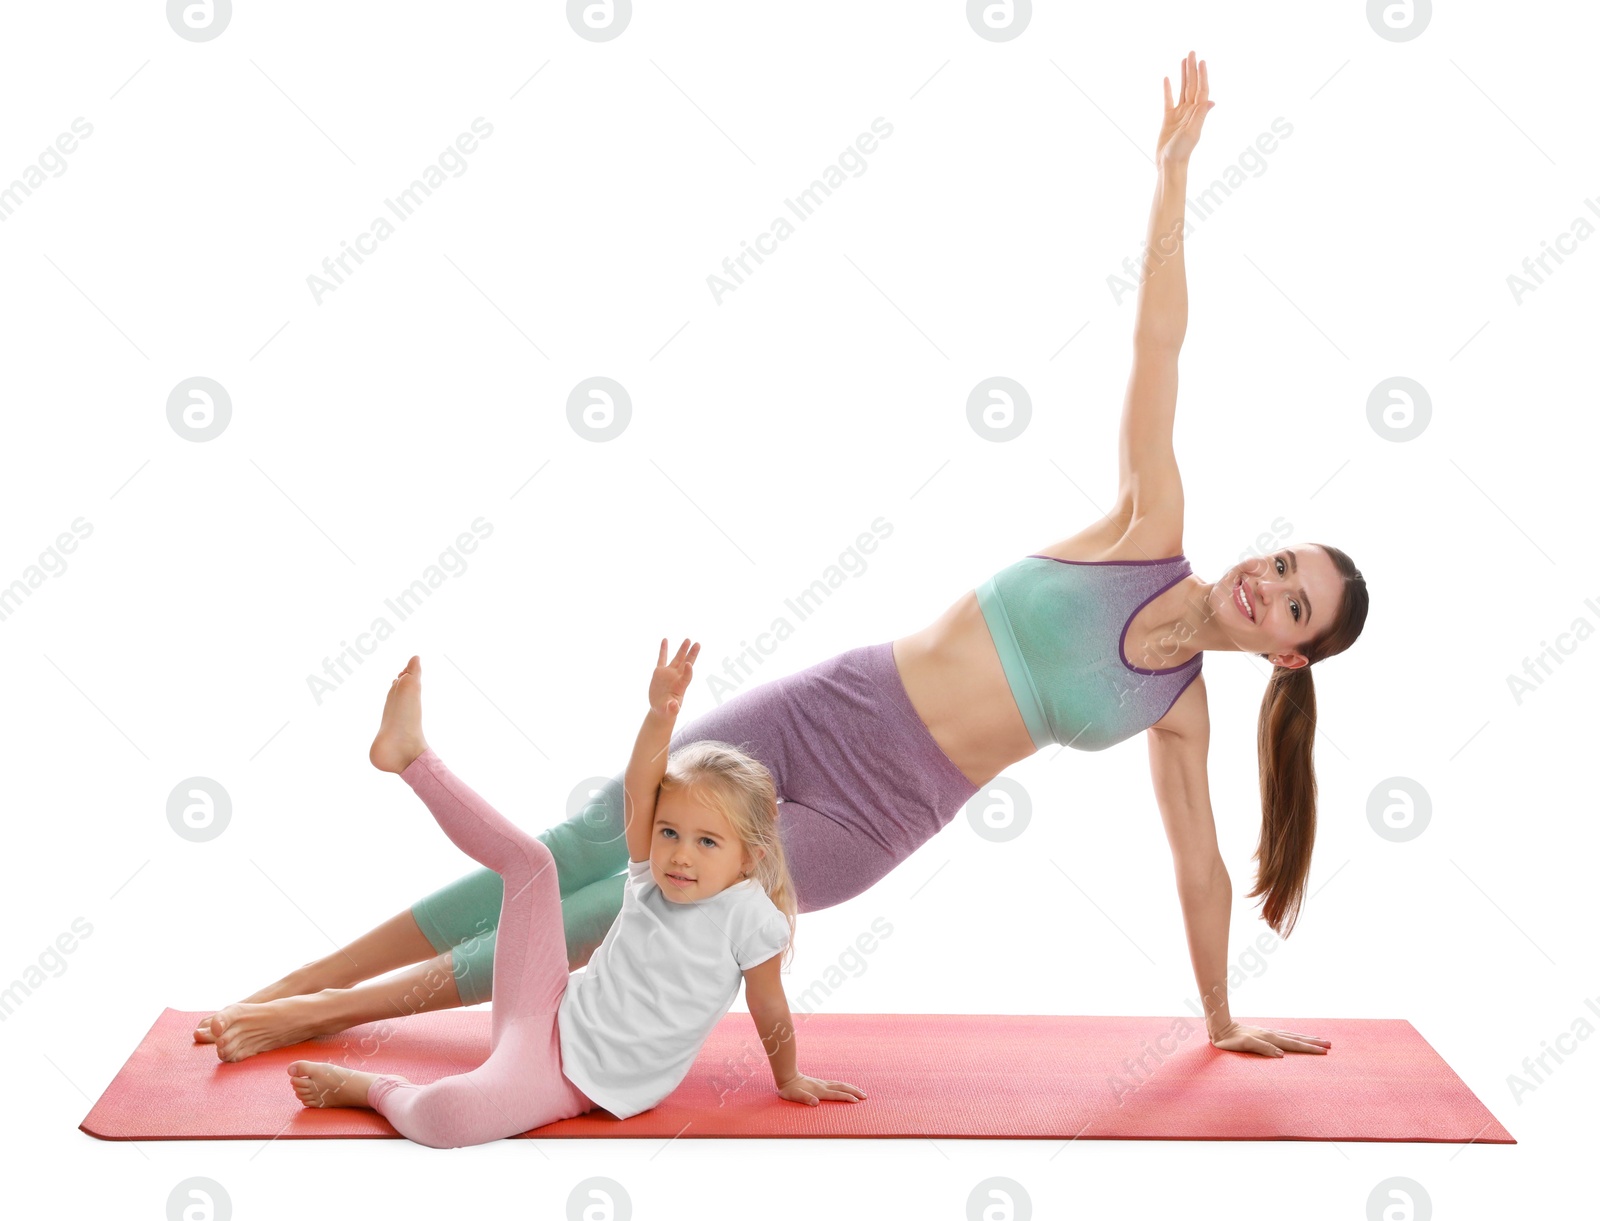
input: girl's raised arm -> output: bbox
[622,637,700,864]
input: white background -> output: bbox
[2,1,1593,1217]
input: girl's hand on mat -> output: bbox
[1156,50,1214,167]
[1209,1021,1332,1057]
[649,636,701,718]
[776,1072,867,1106]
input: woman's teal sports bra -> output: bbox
[974,553,1202,753]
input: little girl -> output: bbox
[286,639,865,1147]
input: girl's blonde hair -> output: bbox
[658,740,797,969]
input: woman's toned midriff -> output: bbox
[890,516,1183,787]
[891,589,1037,788]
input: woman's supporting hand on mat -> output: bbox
[1208,1020,1332,1057]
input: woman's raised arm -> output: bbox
[1116,52,1213,526]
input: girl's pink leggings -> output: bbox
[365,748,597,1147]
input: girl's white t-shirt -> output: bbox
[556,856,791,1119]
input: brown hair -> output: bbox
[659,740,798,969]
[1248,542,1369,937]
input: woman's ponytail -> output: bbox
[1246,543,1368,937]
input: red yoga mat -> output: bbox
[80,1008,1513,1143]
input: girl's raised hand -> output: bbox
[1156,50,1215,167]
[777,1072,866,1106]
[649,636,700,717]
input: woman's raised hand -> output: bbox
[649,636,700,717]
[1156,50,1215,167]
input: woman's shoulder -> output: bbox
[1149,667,1209,737]
[1031,516,1183,565]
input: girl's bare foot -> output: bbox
[205,994,347,1062]
[288,1060,380,1109]
[370,655,429,774]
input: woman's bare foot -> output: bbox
[193,964,329,1043]
[370,655,429,774]
[205,994,346,1062]
[288,1060,380,1109]
[199,658,428,1046]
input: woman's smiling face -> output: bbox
[1212,544,1343,667]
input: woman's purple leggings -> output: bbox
[366,748,597,1147]
[408,641,982,1002]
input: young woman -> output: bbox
[201,52,1367,1067]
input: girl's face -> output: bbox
[650,786,757,903]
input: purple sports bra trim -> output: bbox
[1027,553,1186,566]
[1022,552,1201,676]
[1155,661,1203,719]
[1119,563,1203,675]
